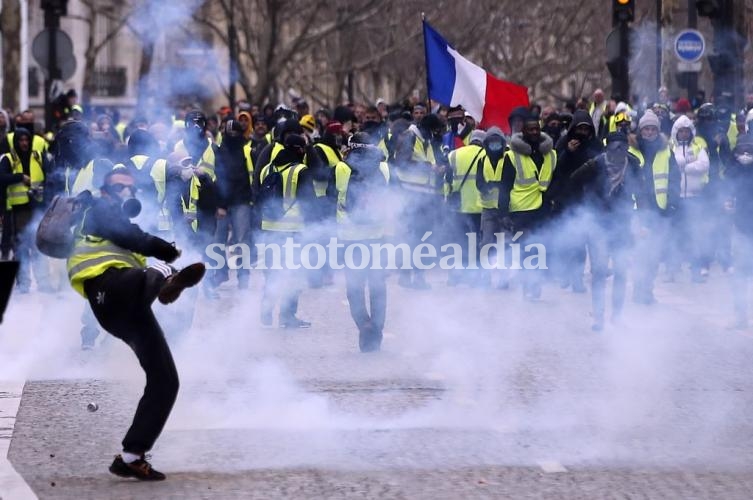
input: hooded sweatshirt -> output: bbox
[550,110,602,209]
[670,115,710,198]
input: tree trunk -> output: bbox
[0,0,21,112]
[135,40,154,113]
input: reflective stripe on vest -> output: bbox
[260,163,307,232]
[448,144,484,214]
[508,149,556,212]
[66,212,147,296]
[632,146,671,209]
[243,143,255,193]
[313,143,341,197]
[5,151,44,207]
[478,153,504,210]
[335,161,390,240]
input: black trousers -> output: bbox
[83,267,179,455]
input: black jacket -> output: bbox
[82,197,179,262]
[216,138,252,207]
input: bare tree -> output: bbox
[68,0,134,105]
[0,0,22,112]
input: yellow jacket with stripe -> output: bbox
[67,198,179,296]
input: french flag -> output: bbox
[423,20,529,135]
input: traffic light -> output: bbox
[613,0,635,26]
[696,0,721,18]
[40,0,68,16]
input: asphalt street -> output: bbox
[2,265,753,499]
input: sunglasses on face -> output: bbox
[108,183,137,194]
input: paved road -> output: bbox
[2,266,753,499]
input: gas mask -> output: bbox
[105,183,142,218]
[449,118,465,135]
[736,152,753,165]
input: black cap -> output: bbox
[606,131,628,144]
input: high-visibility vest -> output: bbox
[6,133,47,157]
[447,144,484,214]
[477,154,504,210]
[631,146,672,209]
[174,141,216,232]
[67,209,147,297]
[335,161,390,241]
[4,151,44,207]
[242,142,256,191]
[506,148,557,212]
[66,162,95,197]
[312,143,341,197]
[173,139,215,170]
[412,135,436,165]
[259,162,307,232]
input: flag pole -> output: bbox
[421,12,431,108]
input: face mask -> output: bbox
[736,152,753,165]
[122,197,142,218]
[487,142,503,153]
[575,132,591,142]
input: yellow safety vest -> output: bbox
[312,143,341,197]
[67,209,147,296]
[243,143,256,194]
[174,141,216,232]
[4,151,44,207]
[412,135,436,165]
[6,133,47,157]
[65,162,95,197]
[631,147,671,209]
[507,149,557,212]
[447,144,484,213]
[259,162,307,232]
[335,161,390,241]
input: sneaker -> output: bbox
[158,263,206,304]
[279,317,311,329]
[109,454,166,481]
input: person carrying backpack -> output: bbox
[257,133,316,328]
[335,132,390,352]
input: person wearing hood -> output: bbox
[549,109,603,292]
[335,132,390,352]
[446,129,485,286]
[213,120,254,290]
[696,102,734,271]
[667,115,711,282]
[570,132,644,331]
[541,112,564,150]
[68,168,206,481]
[392,114,444,289]
[258,133,315,329]
[173,111,221,296]
[722,133,753,329]
[631,110,681,304]
[474,127,508,288]
[499,114,556,300]
[0,109,11,156]
[0,127,52,293]
[237,111,253,143]
[307,121,347,288]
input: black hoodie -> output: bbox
[549,110,602,210]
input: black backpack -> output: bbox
[36,191,92,258]
[258,163,294,221]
